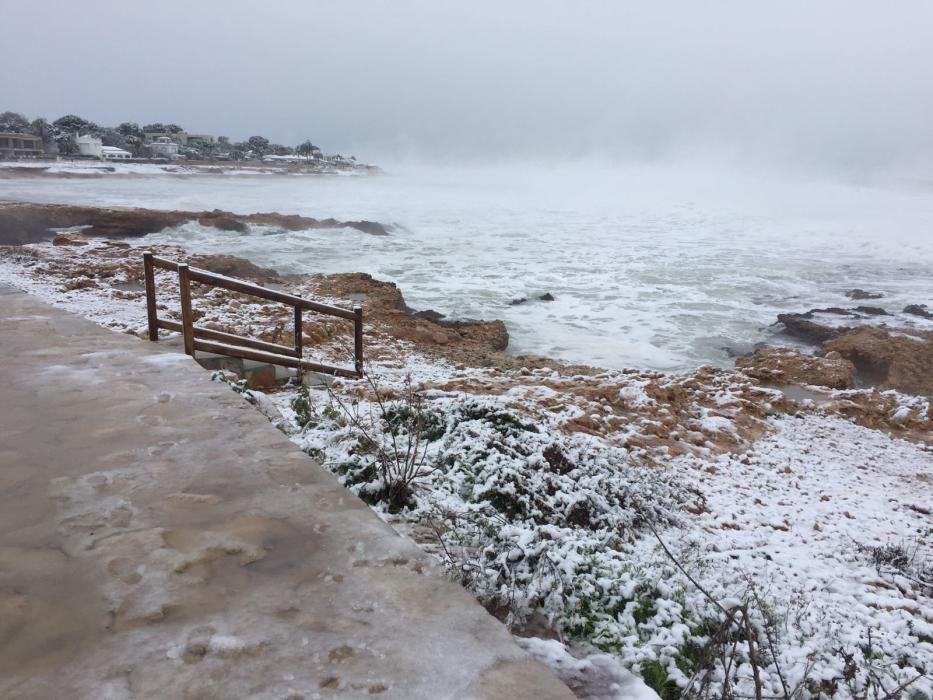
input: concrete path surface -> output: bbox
[0,285,574,700]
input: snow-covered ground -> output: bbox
[1,238,930,699]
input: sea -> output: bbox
[3,161,932,371]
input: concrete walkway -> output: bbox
[0,286,573,700]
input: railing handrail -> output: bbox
[143,252,363,379]
[147,255,356,320]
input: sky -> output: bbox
[3,1,933,174]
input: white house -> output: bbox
[102,146,132,160]
[148,136,179,160]
[75,135,103,159]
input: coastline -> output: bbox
[0,158,381,179]
[0,208,931,698]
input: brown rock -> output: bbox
[777,313,850,344]
[822,326,933,394]
[736,348,856,389]
[187,254,284,284]
[0,202,393,245]
[52,235,88,247]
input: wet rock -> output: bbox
[52,235,88,247]
[0,203,394,245]
[904,304,933,320]
[539,293,555,302]
[853,306,888,316]
[509,298,528,306]
[197,212,248,233]
[814,307,860,316]
[411,309,446,323]
[736,348,856,389]
[822,326,933,394]
[187,254,285,284]
[437,319,510,351]
[776,313,850,344]
[846,289,883,300]
[343,220,391,236]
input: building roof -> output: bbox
[102,146,131,154]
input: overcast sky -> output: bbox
[3,1,933,173]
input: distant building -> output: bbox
[75,135,103,159]
[0,132,43,158]
[143,131,214,147]
[148,136,179,159]
[185,133,215,146]
[102,146,132,160]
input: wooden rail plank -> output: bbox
[177,264,195,357]
[157,319,299,357]
[143,252,159,341]
[185,268,356,319]
[192,339,361,379]
[144,253,362,378]
[353,306,364,375]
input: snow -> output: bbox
[1,224,931,699]
[519,637,661,700]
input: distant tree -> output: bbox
[270,143,293,156]
[100,129,129,150]
[0,111,30,133]
[141,123,165,133]
[247,135,270,157]
[53,114,95,136]
[57,137,79,156]
[217,135,230,145]
[199,140,218,159]
[296,140,313,160]
[117,122,143,139]
[30,118,52,141]
[164,123,184,134]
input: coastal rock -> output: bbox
[306,272,510,354]
[411,309,446,323]
[776,312,850,343]
[736,348,856,389]
[52,234,88,247]
[845,289,883,300]
[509,293,554,305]
[822,326,933,394]
[437,319,510,351]
[343,220,392,236]
[904,304,933,320]
[0,203,394,245]
[853,306,888,316]
[187,255,285,284]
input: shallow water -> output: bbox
[3,162,932,370]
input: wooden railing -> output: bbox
[143,252,363,379]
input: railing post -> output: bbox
[143,252,159,341]
[353,305,364,377]
[294,298,303,383]
[177,264,195,357]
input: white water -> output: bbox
[3,162,933,370]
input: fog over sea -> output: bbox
[4,161,933,371]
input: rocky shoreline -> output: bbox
[0,202,393,245]
[0,205,931,699]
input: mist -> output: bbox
[4,0,933,176]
